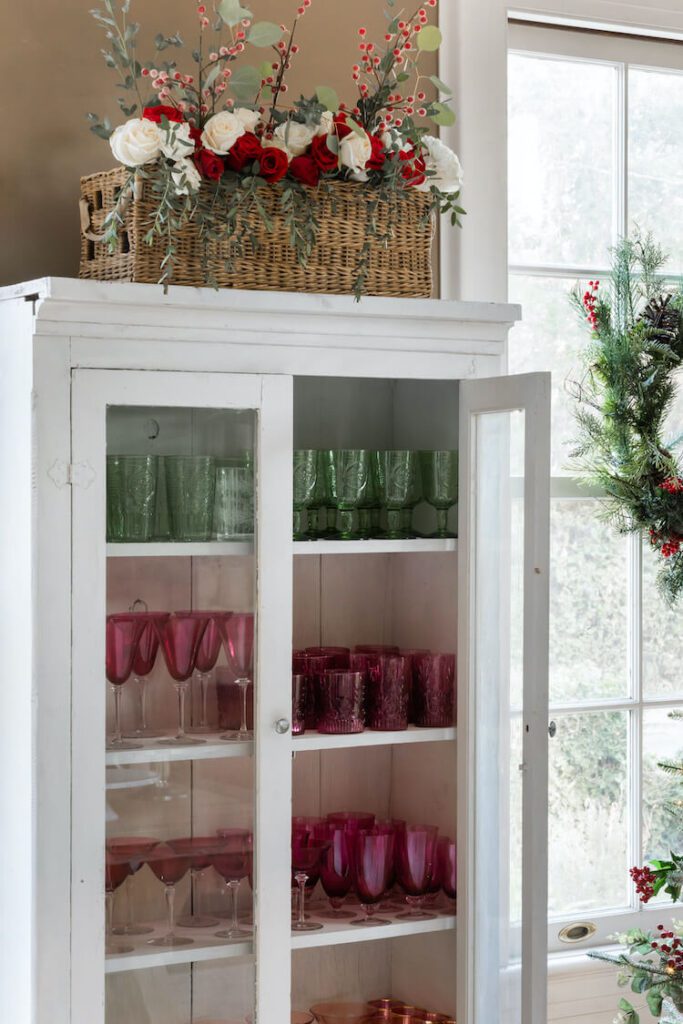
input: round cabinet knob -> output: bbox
[274,718,291,735]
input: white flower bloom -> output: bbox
[201,111,246,155]
[110,118,162,167]
[316,110,334,136]
[233,107,262,133]
[339,130,372,175]
[417,135,464,194]
[349,169,370,183]
[160,121,195,162]
[264,136,291,156]
[171,158,202,195]
[380,128,402,153]
[274,120,316,157]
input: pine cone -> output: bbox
[640,294,681,348]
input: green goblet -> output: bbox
[374,450,422,540]
[357,455,380,540]
[325,449,371,541]
[420,450,459,538]
[293,449,319,541]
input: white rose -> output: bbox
[160,121,195,162]
[339,130,372,175]
[274,120,316,157]
[234,107,262,133]
[349,169,370,183]
[417,135,464,194]
[171,158,202,196]
[316,110,334,136]
[201,111,246,155]
[380,128,402,153]
[110,118,162,167]
[264,136,291,156]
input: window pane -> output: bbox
[629,68,683,269]
[643,541,683,697]
[549,710,630,915]
[643,707,683,862]
[549,499,629,703]
[508,53,617,268]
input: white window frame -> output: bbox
[508,21,683,953]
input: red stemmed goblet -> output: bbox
[105,852,133,954]
[187,612,231,735]
[107,835,159,936]
[395,824,439,920]
[438,836,457,913]
[106,613,147,750]
[124,611,169,740]
[212,828,254,939]
[217,612,254,740]
[314,822,354,920]
[351,829,395,926]
[146,842,193,947]
[154,613,208,746]
[291,833,329,932]
[169,836,222,929]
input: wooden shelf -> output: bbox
[290,909,456,950]
[293,538,457,556]
[106,734,253,766]
[294,726,456,752]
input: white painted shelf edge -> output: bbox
[290,913,456,950]
[106,736,254,766]
[105,937,253,974]
[293,726,456,751]
[106,539,457,557]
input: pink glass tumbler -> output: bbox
[414,653,456,727]
[317,670,365,734]
[106,613,147,750]
[365,654,409,731]
[292,674,307,735]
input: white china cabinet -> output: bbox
[0,279,550,1024]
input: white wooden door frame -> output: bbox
[70,368,293,1023]
[457,371,551,1024]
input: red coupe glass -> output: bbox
[169,836,223,929]
[146,842,193,947]
[217,612,255,740]
[212,828,254,940]
[154,613,209,746]
[125,611,169,740]
[351,829,395,926]
[438,836,457,912]
[395,825,439,920]
[106,613,147,750]
[105,852,133,954]
[314,823,354,919]
[107,835,159,936]
[414,653,456,727]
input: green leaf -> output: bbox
[217,0,253,27]
[429,74,453,95]
[247,21,283,46]
[203,64,221,91]
[230,65,262,101]
[325,134,339,155]
[259,59,274,77]
[431,101,456,127]
[647,989,664,1017]
[396,72,410,82]
[346,118,366,138]
[618,998,639,1024]
[417,25,442,51]
[316,85,339,112]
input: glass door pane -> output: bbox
[458,373,550,1024]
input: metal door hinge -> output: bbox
[48,460,96,489]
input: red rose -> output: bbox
[367,134,386,171]
[289,155,320,187]
[400,149,427,187]
[311,133,339,173]
[333,112,353,140]
[143,104,184,124]
[189,125,202,146]
[258,146,289,183]
[194,147,224,181]
[225,132,263,172]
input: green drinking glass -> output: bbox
[374,450,422,540]
[358,455,380,540]
[107,455,159,543]
[325,449,371,541]
[293,449,319,541]
[165,456,216,542]
[214,457,254,540]
[420,450,459,538]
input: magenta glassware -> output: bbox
[187,612,230,735]
[292,674,307,735]
[106,613,147,750]
[291,835,328,931]
[304,646,351,668]
[147,842,194,947]
[294,652,335,730]
[125,611,169,740]
[212,829,253,939]
[400,648,430,724]
[169,836,222,929]
[217,612,254,740]
[105,852,133,954]
[326,811,376,831]
[108,835,159,937]
[438,836,457,911]
[317,670,365,734]
[155,613,208,746]
[353,644,400,655]
[365,654,409,731]
[414,653,456,727]
[314,823,354,919]
[395,825,439,920]
[351,829,395,926]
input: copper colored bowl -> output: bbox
[412,1015,452,1023]
[310,1004,379,1024]
[368,1000,405,1018]
[292,1014,316,1024]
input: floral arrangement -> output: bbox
[88,0,464,297]
[570,236,683,603]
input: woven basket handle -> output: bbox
[79,176,140,243]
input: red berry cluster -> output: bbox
[583,280,600,332]
[648,528,682,558]
[630,864,657,902]
[652,925,683,973]
[660,477,683,494]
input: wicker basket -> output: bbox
[78,166,435,298]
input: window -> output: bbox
[508,23,683,952]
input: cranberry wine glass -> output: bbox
[395,824,439,920]
[106,613,147,750]
[125,611,169,740]
[107,835,159,937]
[154,613,208,746]
[187,612,230,735]
[291,833,329,932]
[438,836,457,912]
[169,836,222,929]
[147,842,193,947]
[313,823,354,920]
[351,829,395,926]
[105,852,133,954]
[212,828,254,940]
[217,612,254,741]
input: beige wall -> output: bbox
[0,0,435,287]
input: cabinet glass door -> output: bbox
[70,370,292,1024]
[458,373,551,1024]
